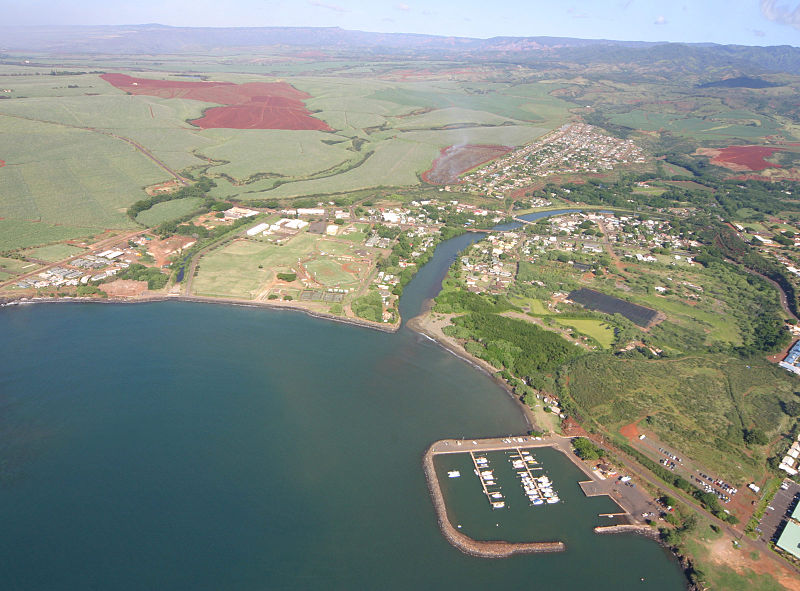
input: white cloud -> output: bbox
[396,3,411,10]
[654,15,667,25]
[760,0,800,29]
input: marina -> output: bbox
[507,448,560,506]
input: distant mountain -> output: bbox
[0,24,677,54]
[1,24,799,75]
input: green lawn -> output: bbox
[555,318,615,348]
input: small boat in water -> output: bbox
[447,470,461,478]
[547,497,560,504]
[491,501,505,509]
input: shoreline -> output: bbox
[406,300,536,432]
[0,293,400,334]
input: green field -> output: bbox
[136,197,204,226]
[0,256,41,273]
[21,243,86,262]
[566,354,795,483]
[608,109,781,140]
[192,238,300,299]
[554,318,615,348]
[198,129,356,180]
[0,219,95,251]
[0,116,166,229]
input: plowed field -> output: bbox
[100,73,331,131]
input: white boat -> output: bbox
[447,470,461,478]
[491,492,503,499]
[532,499,545,505]
[491,501,505,509]
[547,497,560,504]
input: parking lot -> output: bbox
[756,480,800,544]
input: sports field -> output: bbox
[191,227,374,300]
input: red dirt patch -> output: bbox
[423,144,512,185]
[619,421,640,440]
[102,279,149,297]
[0,159,5,167]
[100,73,331,131]
[699,145,784,171]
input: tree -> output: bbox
[572,437,602,460]
[743,428,769,446]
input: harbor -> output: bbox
[425,435,660,557]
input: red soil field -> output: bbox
[423,144,512,184]
[709,145,784,171]
[0,159,5,167]
[100,73,331,131]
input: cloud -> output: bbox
[308,0,348,13]
[760,0,800,29]
[654,15,667,25]
[396,3,410,10]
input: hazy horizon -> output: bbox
[2,1,800,48]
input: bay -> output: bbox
[0,210,686,589]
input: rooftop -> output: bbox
[777,520,800,560]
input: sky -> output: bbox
[3,0,800,46]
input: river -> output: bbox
[0,210,686,589]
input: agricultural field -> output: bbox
[607,108,782,141]
[0,116,167,229]
[0,219,96,251]
[135,197,204,226]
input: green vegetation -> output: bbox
[572,437,604,460]
[564,354,795,483]
[276,272,297,282]
[113,264,169,290]
[352,291,383,323]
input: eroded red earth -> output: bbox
[709,145,784,171]
[100,73,331,131]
